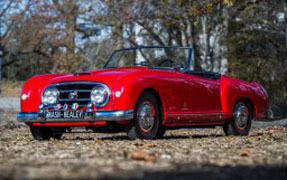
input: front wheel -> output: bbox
[30,126,63,140]
[223,101,252,136]
[126,92,164,140]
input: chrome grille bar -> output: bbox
[44,81,110,107]
[59,98,91,102]
[59,90,91,93]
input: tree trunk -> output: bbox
[112,23,124,49]
[202,15,210,71]
[0,53,2,94]
[0,20,2,94]
[191,23,202,71]
[66,15,76,54]
[284,0,287,48]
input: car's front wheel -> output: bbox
[126,92,164,140]
[30,126,63,140]
[223,101,252,136]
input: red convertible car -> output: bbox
[18,46,268,140]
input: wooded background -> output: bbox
[0,0,286,115]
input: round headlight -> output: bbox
[91,85,110,106]
[42,87,59,105]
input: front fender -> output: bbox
[20,74,64,112]
[111,73,172,124]
[112,76,152,110]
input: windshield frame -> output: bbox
[103,46,193,73]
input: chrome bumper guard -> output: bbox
[17,110,134,122]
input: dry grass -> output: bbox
[0,80,24,97]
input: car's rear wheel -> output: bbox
[30,126,63,140]
[126,92,164,140]
[223,101,252,136]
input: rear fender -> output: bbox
[221,79,268,120]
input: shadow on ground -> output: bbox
[62,134,225,141]
[132,165,286,180]
[25,164,285,180]
[119,164,286,180]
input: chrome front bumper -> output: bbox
[17,110,134,122]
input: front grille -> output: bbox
[51,82,99,106]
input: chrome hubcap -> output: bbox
[233,103,249,130]
[137,101,155,133]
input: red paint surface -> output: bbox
[20,66,268,127]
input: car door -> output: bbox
[181,73,223,123]
[186,74,221,112]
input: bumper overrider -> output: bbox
[18,110,134,122]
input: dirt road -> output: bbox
[0,119,286,179]
[0,97,19,112]
[0,98,286,179]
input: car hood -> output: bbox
[42,66,151,84]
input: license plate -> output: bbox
[46,110,85,119]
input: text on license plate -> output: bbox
[46,111,85,119]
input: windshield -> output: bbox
[104,47,191,70]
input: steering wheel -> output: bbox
[157,58,175,67]
[134,61,149,66]
[157,58,184,69]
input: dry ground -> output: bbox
[0,80,23,97]
[0,110,287,180]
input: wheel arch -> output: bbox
[137,87,166,125]
[234,97,256,120]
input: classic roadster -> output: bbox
[18,46,268,140]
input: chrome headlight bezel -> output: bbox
[41,87,59,105]
[90,84,110,106]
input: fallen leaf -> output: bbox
[256,132,264,136]
[144,154,156,162]
[143,142,157,148]
[94,139,103,144]
[134,141,143,147]
[132,151,155,162]
[132,151,146,160]
[240,150,251,157]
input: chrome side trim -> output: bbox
[95,110,134,121]
[167,113,225,117]
[17,110,134,122]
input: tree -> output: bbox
[1,0,286,115]
[102,0,231,71]
[1,0,231,79]
[0,0,32,92]
[226,0,287,110]
[0,0,104,79]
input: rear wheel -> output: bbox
[223,101,252,136]
[30,126,63,140]
[126,92,164,140]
